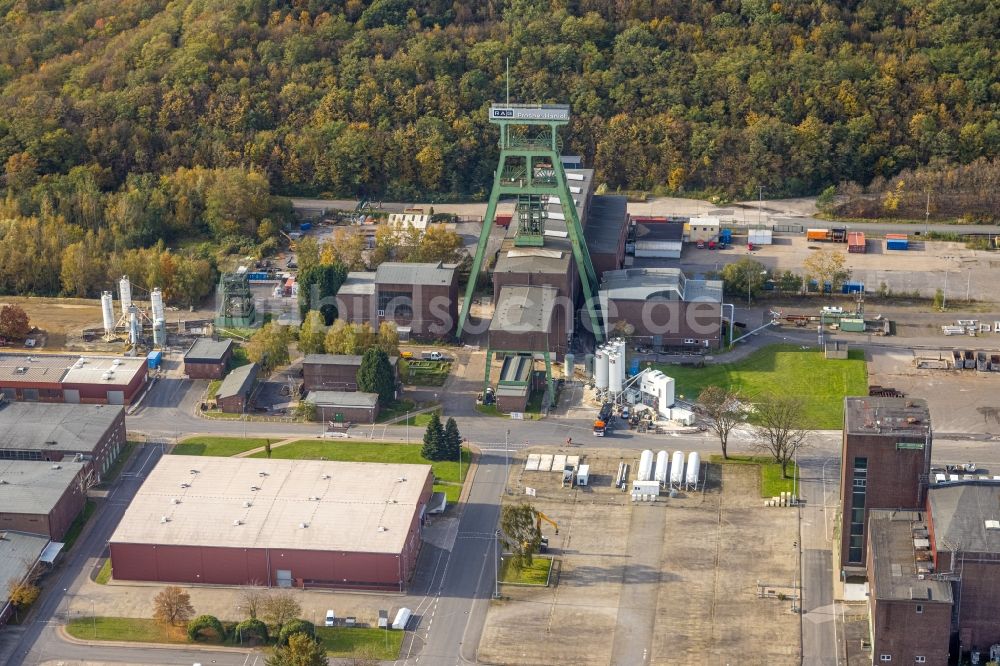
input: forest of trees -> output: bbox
[0,0,997,297]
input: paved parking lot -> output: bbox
[478,448,799,666]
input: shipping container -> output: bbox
[146,351,162,369]
[841,282,865,294]
[299,222,312,232]
[748,228,773,245]
[495,213,513,228]
[806,228,829,241]
[839,318,866,332]
[830,227,847,242]
[847,232,866,253]
[886,233,909,250]
[719,229,733,243]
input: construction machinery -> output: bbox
[279,230,297,250]
[536,511,559,535]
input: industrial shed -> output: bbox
[183,338,234,379]
[0,460,87,540]
[0,353,147,405]
[109,457,433,591]
[305,391,380,424]
[302,354,399,392]
[216,363,258,414]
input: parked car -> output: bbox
[696,240,705,249]
[325,610,336,626]
[400,351,414,359]
[421,350,448,361]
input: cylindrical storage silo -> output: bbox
[118,275,132,318]
[101,291,115,335]
[584,353,594,377]
[638,450,654,482]
[670,450,685,487]
[616,338,627,375]
[686,451,701,489]
[153,317,166,346]
[595,347,609,390]
[609,352,623,393]
[128,306,139,345]
[150,288,165,321]
[564,353,575,382]
[654,450,669,486]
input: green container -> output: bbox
[839,318,866,332]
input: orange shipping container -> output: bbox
[806,229,830,241]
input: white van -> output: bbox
[392,607,412,630]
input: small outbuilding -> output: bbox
[305,391,380,424]
[0,460,88,540]
[183,338,234,379]
[216,363,258,414]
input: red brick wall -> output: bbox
[185,360,227,379]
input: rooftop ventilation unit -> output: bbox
[171,498,180,505]
[189,469,199,474]
[180,483,189,488]
[160,516,170,523]
[321,474,330,480]
[299,522,309,528]
[233,519,243,526]
[396,477,407,483]
[377,526,387,532]
[250,486,260,491]
[986,520,1000,530]
[112,359,121,366]
[258,471,268,477]
[243,501,252,508]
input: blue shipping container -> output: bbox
[842,282,865,294]
[247,272,270,281]
[299,222,312,231]
[147,350,162,369]
[720,229,733,242]
[630,359,640,376]
[887,239,908,250]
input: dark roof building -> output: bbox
[0,460,88,540]
[0,531,54,626]
[183,338,234,379]
[0,402,128,483]
[583,195,629,277]
[109,456,433,591]
[216,363,258,414]
[302,354,399,393]
[305,391,380,424]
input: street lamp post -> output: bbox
[504,429,510,495]
[406,410,409,444]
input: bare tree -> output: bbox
[239,581,266,620]
[751,396,810,478]
[153,586,195,626]
[261,590,301,635]
[699,386,747,460]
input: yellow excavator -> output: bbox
[536,511,558,553]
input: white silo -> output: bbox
[608,351,623,394]
[654,450,669,486]
[564,353,575,382]
[616,337,628,375]
[150,288,165,321]
[670,450,685,487]
[638,450,654,482]
[100,291,115,337]
[128,305,140,345]
[594,346,609,390]
[153,317,166,346]
[686,451,701,489]
[118,275,132,319]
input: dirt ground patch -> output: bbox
[478,448,799,666]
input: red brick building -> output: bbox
[183,338,234,379]
[840,398,932,577]
[866,509,953,665]
[301,354,399,393]
[215,363,258,414]
[335,262,459,341]
[0,402,127,483]
[110,457,433,591]
[0,460,88,540]
[0,353,147,405]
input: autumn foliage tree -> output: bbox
[0,305,30,340]
[152,586,195,626]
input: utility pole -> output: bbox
[925,189,931,236]
[943,271,949,310]
[757,185,765,227]
[504,429,510,495]
[966,270,971,303]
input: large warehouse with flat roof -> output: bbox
[109,456,433,591]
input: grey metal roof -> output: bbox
[184,338,233,362]
[0,531,51,604]
[0,460,85,515]
[845,397,931,436]
[599,268,723,303]
[0,402,123,453]
[634,222,684,242]
[928,482,1000,555]
[584,195,628,249]
[868,509,953,603]
[306,391,379,408]
[303,354,398,367]
[338,272,376,295]
[490,286,558,334]
[375,262,455,286]
[217,363,258,400]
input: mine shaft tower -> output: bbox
[456,103,605,342]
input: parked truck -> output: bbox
[421,351,449,361]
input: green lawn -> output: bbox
[315,627,403,660]
[63,500,96,551]
[94,559,112,585]
[500,556,552,585]
[376,399,417,423]
[249,440,470,483]
[710,455,798,497]
[171,436,272,456]
[206,379,221,399]
[65,617,190,644]
[656,344,867,429]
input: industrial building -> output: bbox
[686,216,721,243]
[839,397,932,579]
[109,456,433,591]
[301,354,399,393]
[0,531,60,627]
[0,401,127,483]
[216,363,258,414]
[335,262,459,341]
[183,338,234,379]
[305,391,380,424]
[0,353,147,405]
[866,509,953,664]
[584,195,629,275]
[0,459,88,540]
[598,268,724,350]
[215,272,257,329]
[630,219,684,259]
